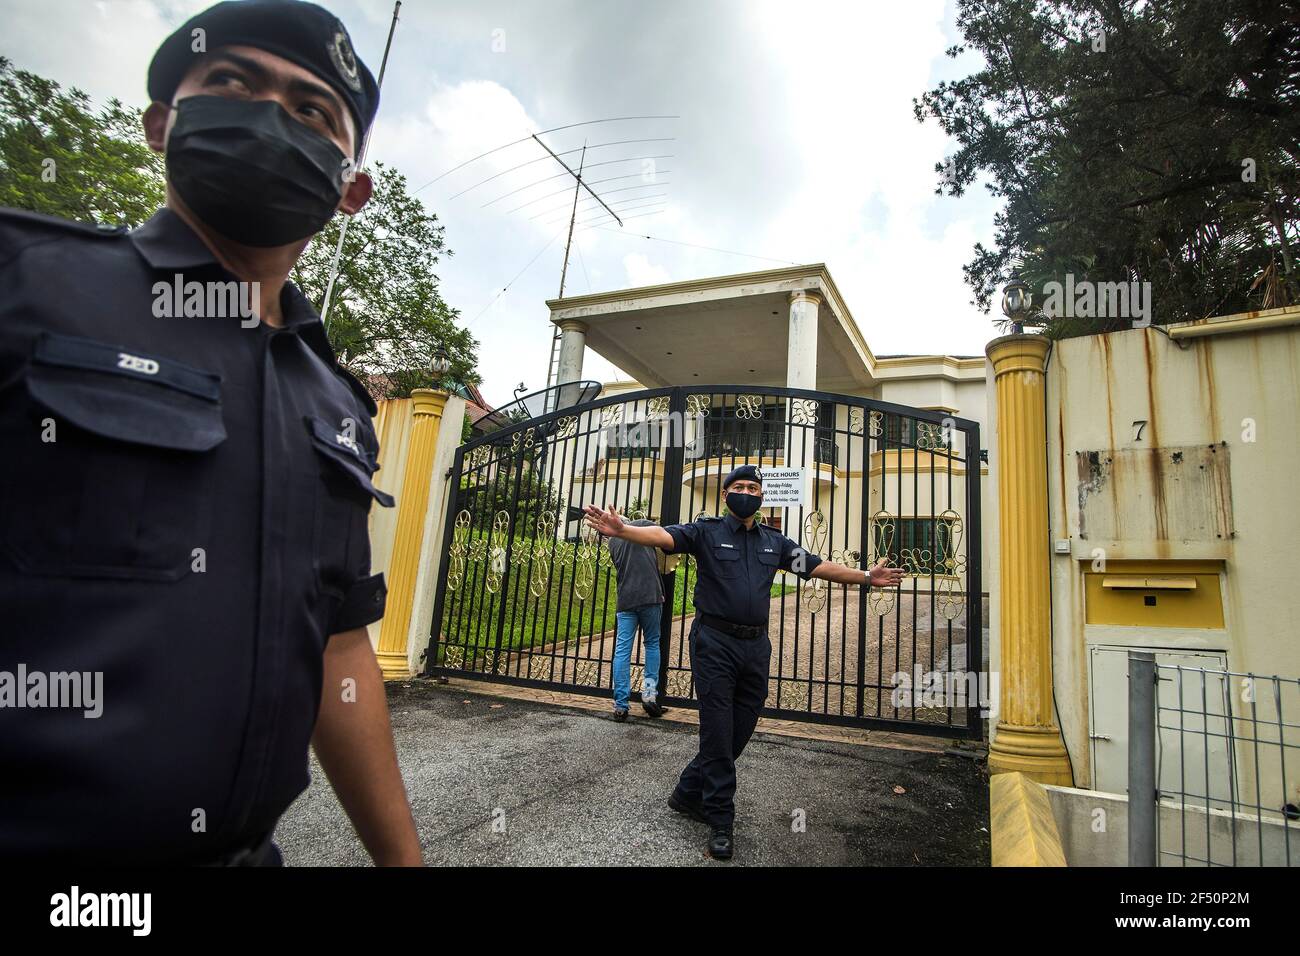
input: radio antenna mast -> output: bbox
[321,0,401,330]
[557,143,587,299]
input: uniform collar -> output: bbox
[129,208,370,412]
[129,208,220,270]
[723,512,760,533]
[132,208,323,331]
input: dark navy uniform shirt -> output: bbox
[663,513,824,627]
[0,206,394,863]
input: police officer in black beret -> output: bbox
[0,1,422,864]
[585,465,903,860]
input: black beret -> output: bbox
[148,0,379,149]
[723,464,763,488]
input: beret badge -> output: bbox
[328,26,362,92]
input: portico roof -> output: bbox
[547,264,876,392]
[546,264,984,392]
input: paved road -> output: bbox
[275,680,990,866]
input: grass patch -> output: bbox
[438,532,796,661]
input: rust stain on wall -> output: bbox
[1075,444,1233,543]
[1141,331,1169,545]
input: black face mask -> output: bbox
[726,491,762,519]
[165,95,348,247]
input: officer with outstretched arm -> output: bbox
[585,464,904,860]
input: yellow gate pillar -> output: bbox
[376,388,450,680]
[986,334,1072,785]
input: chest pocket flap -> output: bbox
[5,332,225,579]
[306,416,394,507]
[758,546,780,566]
[712,541,743,572]
[27,331,225,450]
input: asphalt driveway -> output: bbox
[275,680,990,866]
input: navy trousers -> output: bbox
[675,618,770,828]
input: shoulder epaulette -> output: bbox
[334,363,379,417]
[0,206,127,238]
[297,319,379,416]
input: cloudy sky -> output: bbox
[2,0,1002,406]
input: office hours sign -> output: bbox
[761,467,806,507]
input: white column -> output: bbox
[786,290,822,508]
[786,290,821,390]
[556,319,588,408]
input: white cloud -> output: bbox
[621,252,670,288]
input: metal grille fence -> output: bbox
[427,384,985,738]
[1128,651,1300,866]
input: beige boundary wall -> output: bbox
[1040,307,1300,802]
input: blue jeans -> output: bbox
[613,604,662,710]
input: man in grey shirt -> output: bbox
[605,517,666,721]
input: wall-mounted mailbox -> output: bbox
[1100,576,1197,590]
[1084,561,1224,628]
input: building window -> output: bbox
[881,414,947,449]
[873,515,960,576]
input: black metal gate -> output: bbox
[426,385,984,738]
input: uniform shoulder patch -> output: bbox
[0,206,127,238]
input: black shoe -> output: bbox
[667,791,708,824]
[641,696,665,718]
[612,708,628,722]
[708,828,734,860]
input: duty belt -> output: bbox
[697,613,765,640]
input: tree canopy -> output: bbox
[291,162,480,396]
[915,0,1299,334]
[0,57,164,226]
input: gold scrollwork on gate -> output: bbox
[868,511,897,616]
[869,410,883,438]
[509,427,536,455]
[800,511,829,614]
[735,394,765,419]
[555,415,578,439]
[666,671,693,697]
[600,404,623,428]
[572,658,600,686]
[791,398,818,426]
[475,648,501,675]
[646,396,670,417]
[529,511,556,598]
[573,524,600,602]
[467,445,491,469]
[934,509,967,621]
[915,420,946,450]
[485,510,510,594]
[830,548,860,568]
[446,509,472,591]
[685,394,710,417]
